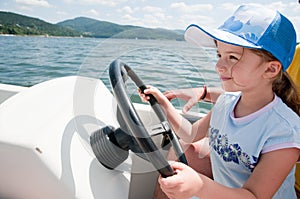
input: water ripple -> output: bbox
[0,36,219,112]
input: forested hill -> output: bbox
[0,11,184,40]
[57,17,183,40]
[0,11,81,36]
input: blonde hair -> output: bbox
[251,49,300,116]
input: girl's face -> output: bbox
[215,41,267,92]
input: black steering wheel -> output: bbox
[108,59,187,177]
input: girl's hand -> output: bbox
[158,162,204,199]
[164,88,203,114]
[138,85,168,105]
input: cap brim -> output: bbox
[184,24,261,49]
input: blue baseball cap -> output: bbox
[184,4,297,71]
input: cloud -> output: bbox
[170,2,213,13]
[118,6,134,14]
[63,0,127,7]
[122,14,136,21]
[121,14,141,26]
[120,12,170,28]
[166,2,218,29]
[15,0,52,7]
[87,9,99,16]
[220,3,239,12]
[132,5,171,28]
[174,14,216,30]
[142,13,171,28]
[142,6,164,13]
[117,5,169,28]
[56,11,68,16]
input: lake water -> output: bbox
[0,35,220,112]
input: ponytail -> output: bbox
[272,71,300,116]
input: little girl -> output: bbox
[140,4,300,199]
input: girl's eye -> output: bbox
[229,55,239,61]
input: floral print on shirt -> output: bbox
[209,127,258,172]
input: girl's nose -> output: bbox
[215,60,227,72]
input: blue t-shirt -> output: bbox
[209,92,300,198]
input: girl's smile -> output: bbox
[219,75,232,81]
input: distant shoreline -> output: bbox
[0,33,84,38]
[0,34,184,41]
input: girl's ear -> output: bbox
[263,61,281,79]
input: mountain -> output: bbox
[0,11,81,37]
[57,17,184,40]
[0,11,184,40]
[57,17,138,38]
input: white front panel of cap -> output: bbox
[219,5,277,43]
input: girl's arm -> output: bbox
[159,148,300,199]
[141,86,210,142]
[164,87,224,113]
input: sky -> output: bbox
[1,0,300,39]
